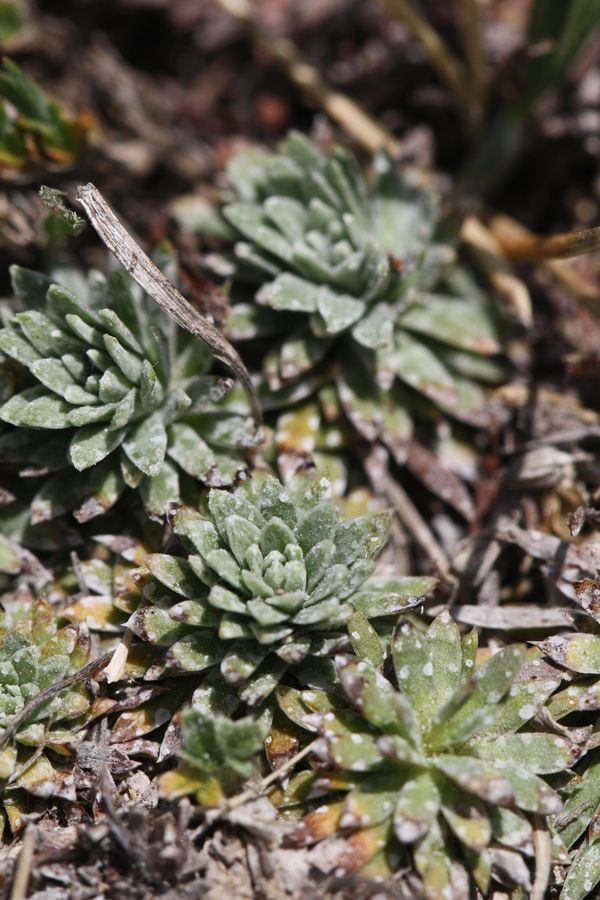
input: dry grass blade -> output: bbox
[76,183,264,429]
[532,816,552,900]
[214,0,400,155]
[378,0,469,106]
[461,215,533,327]
[492,216,600,262]
[364,446,453,583]
[9,825,36,900]
[225,739,317,811]
[454,0,486,119]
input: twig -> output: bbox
[103,627,135,684]
[225,739,317,811]
[9,825,36,900]
[532,815,552,900]
[461,215,533,327]
[76,183,263,429]
[454,0,486,120]
[492,218,600,262]
[378,0,470,107]
[0,652,113,750]
[214,0,400,156]
[364,446,453,583]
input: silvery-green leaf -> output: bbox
[400,292,500,355]
[220,517,261,569]
[257,272,319,313]
[122,411,167,477]
[239,658,288,706]
[167,423,216,478]
[207,584,247,614]
[69,423,127,470]
[440,782,491,851]
[561,839,600,900]
[220,642,267,684]
[472,732,579,774]
[394,771,440,843]
[103,334,142,383]
[209,488,263,536]
[348,608,385,667]
[46,283,99,327]
[173,508,220,557]
[224,303,282,340]
[259,517,295,556]
[98,308,144,354]
[351,302,396,350]
[371,153,438,258]
[264,195,307,241]
[110,388,136,430]
[99,366,131,403]
[305,539,336,591]
[1,387,72,428]
[10,264,51,307]
[314,287,366,335]
[139,459,180,516]
[0,326,42,365]
[16,310,80,356]
[145,554,205,599]
[393,331,458,408]
[273,324,331,386]
[292,597,342,626]
[166,633,225,673]
[64,313,104,348]
[67,402,116,426]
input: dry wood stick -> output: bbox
[77,183,263,430]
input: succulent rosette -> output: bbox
[0,254,255,522]
[129,474,435,705]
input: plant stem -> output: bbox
[226,739,318,811]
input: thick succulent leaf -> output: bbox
[539,633,600,674]
[164,633,225,673]
[122,411,167,477]
[560,839,600,900]
[439,781,491,851]
[337,656,421,747]
[371,153,438,259]
[424,611,463,719]
[257,272,319,313]
[348,608,385,667]
[69,423,127,470]
[167,424,216,479]
[145,554,205,599]
[556,755,600,850]
[393,770,440,843]
[433,755,517,808]
[352,576,436,617]
[413,819,454,899]
[399,293,500,355]
[1,386,72,428]
[326,729,384,772]
[426,645,526,751]
[472,732,580,774]
[341,772,406,829]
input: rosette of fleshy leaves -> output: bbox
[159,707,268,806]
[193,131,506,441]
[0,252,256,523]
[129,474,436,706]
[277,613,580,896]
[535,626,600,900]
[0,59,91,172]
[0,598,92,833]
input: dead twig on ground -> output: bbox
[77,183,264,430]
